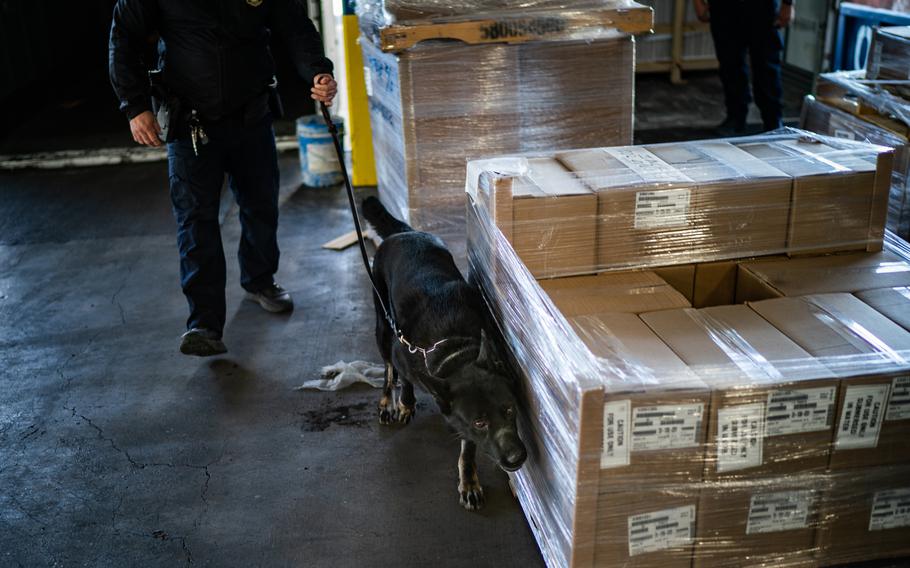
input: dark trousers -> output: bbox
[709,0,784,131]
[167,115,280,335]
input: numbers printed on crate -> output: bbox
[627,505,695,557]
[835,384,890,450]
[631,404,703,451]
[716,403,765,473]
[869,488,910,531]
[765,387,837,437]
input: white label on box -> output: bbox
[602,400,631,469]
[633,189,691,229]
[869,489,910,531]
[363,65,373,97]
[765,387,837,437]
[716,403,765,473]
[631,404,703,452]
[835,384,890,450]
[886,376,910,421]
[605,146,689,183]
[746,490,813,534]
[628,505,695,557]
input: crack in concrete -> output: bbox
[110,260,134,326]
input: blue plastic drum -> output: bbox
[296,114,345,187]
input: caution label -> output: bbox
[602,400,631,469]
[835,384,890,450]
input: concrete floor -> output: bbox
[0,158,544,567]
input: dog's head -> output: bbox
[426,331,527,472]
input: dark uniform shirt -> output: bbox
[109,0,333,122]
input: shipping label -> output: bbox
[869,488,910,531]
[633,189,691,229]
[631,404,703,452]
[765,387,837,437]
[605,146,688,183]
[835,384,890,450]
[628,505,696,557]
[602,400,631,469]
[716,403,765,473]
[886,376,910,421]
[746,490,813,534]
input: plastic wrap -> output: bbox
[464,129,910,567]
[867,26,910,100]
[816,70,910,135]
[358,0,643,259]
[801,95,910,241]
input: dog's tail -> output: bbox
[362,196,413,238]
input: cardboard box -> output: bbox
[693,478,821,568]
[748,293,910,470]
[571,313,709,487]
[816,465,910,565]
[654,264,696,303]
[736,138,893,255]
[646,142,792,260]
[800,95,910,241]
[541,271,690,317]
[867,26,910,99]
[641,305,837,480]
[557,146,699,270]
[362,33,634,250]
[501,158,598,278]
[594,489,698,568]
[736,251,910,302]
[693,260,738,308]
[856,286,910,332]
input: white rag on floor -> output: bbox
[295,360,385,391]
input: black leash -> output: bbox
[319,102,452,372]
[319,103,397,334]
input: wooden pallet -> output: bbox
[377,5,654,52]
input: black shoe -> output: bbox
[180,328,227,357]
[245,282,294,313]
[715,117,747,137]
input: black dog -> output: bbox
[361,197,527,510]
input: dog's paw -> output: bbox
[395,402,415,425]
[378,396,393,425]
[458,483,485,511]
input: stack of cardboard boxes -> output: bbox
[357,0,651,254]
[465,130,910,567]
[802,26,910,240]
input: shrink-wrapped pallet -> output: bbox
[463,130,910,567]
[356,0,651,256]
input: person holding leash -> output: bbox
[109,0,337,356]
[693,0,794,135]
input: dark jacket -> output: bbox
[109,0,333,122]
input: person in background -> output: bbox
[109,0,337,357]
[693,0,794,135]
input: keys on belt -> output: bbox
[188,110,208,156]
